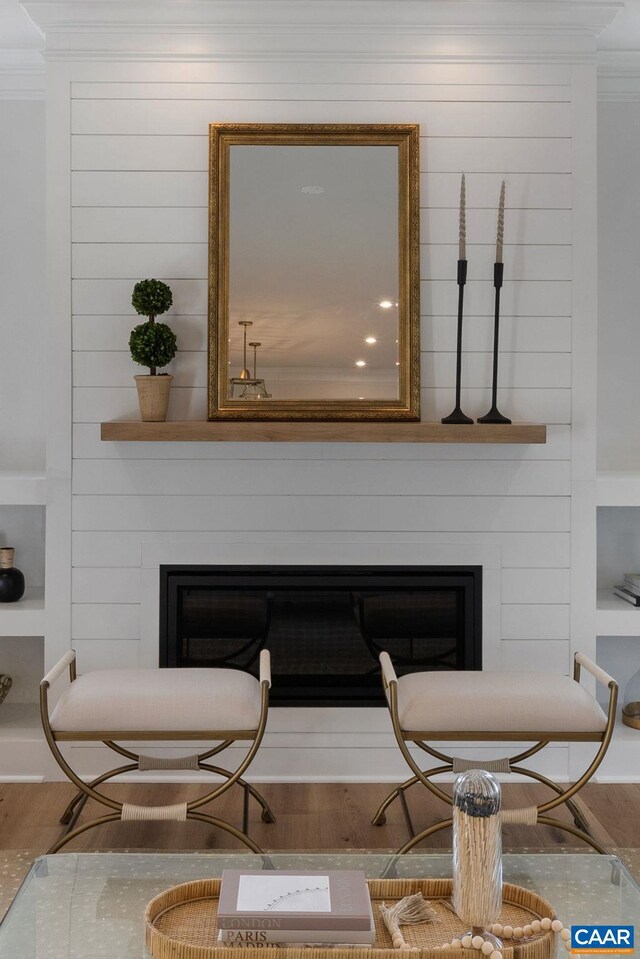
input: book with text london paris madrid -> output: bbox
[217,870,374,932]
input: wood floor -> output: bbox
[0,781,638,853]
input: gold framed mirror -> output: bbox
[208,123,420,421]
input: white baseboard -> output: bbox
[0,775,44,782]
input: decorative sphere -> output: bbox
[131,279,173,318]
[551,921,564,933]
[502,926,513,939]
[513,928,524,940]
[482,941,494,955]
[472,936,484,950]
[491,926,503,937]
[541,919,552,932]
[451,939,462,948]
[129,321,177,372]
[560,929,571,941]
[461,937,473,949]
[531,921,542,934]
[523,925,533,937]
[490,951,502,959]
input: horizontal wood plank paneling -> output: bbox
[501,603,571,640]
[72,458,570,498]
[501,639,570,673]
[420,352,571,389]
[71,276,571,317]
[71,495,570,533]
[71,602,140,640]
[425,315,571,354]
[424,280,571,317]
[72,422,571,461]
[71,82,571,102]
[71,134,572,174]
[422,172,571,209]
[68,68,577,722]
[71,207,570,247]
[71,530,571,570]
[72,172,207,207]
[501,568,571,604]
[72,244,207,280]
[421,245,571,282]
[73,315,207,352]
[73,385,571,423]
[72,566,142,604]
[71,99,571,138]
[71,242,571,283]
[72,350,570,390]
[71,171,571,211]
[72,313,572,355]
[72,638,141,671]
[424,209,571,247]
[72,135,210,172]
[421,388,571,423]
[72,208,205,244]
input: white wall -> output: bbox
[57,59,581,779]
[0,99,46,470]
[597,100,640,470]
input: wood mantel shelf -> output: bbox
[100,421,546,444]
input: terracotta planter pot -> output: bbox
[134,374,173,422]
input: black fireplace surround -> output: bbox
[160,565,482,706]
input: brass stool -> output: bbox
[373,651,617,853]
[41,650,274,853]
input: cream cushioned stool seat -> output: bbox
[373,651,618,855]
[50,668,262,736]
[396,670,607,736]
[40,650,274,854]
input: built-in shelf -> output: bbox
[0,590,45,637]
[597,589,640,636]
[0,470,46,506]
[101,421,547,444]
[0,703,41,741]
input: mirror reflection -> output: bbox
[227,145,400,402]
[208,124,420,420]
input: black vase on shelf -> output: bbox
[0,548,25,603]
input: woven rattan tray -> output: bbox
[145,878,557,959]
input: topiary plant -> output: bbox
[129,279,177,375]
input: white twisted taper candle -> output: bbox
[459,172,466,261]
[496,180,505,263]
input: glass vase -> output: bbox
[452,769,503,944]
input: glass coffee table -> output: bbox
[0,853,638,958]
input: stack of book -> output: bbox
[216,869,376,947]
[613,573,640,606]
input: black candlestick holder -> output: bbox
[442,259,473,424]
[477,261,511,424]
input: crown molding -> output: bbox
[598,50,640,101]
[20,0,623,61]
[0,49,45,99]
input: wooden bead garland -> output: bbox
[433,916,578,957]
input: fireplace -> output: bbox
[159,565,482,706]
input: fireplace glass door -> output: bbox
[160,566,481,706]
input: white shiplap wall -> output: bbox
[67,59,576,778]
